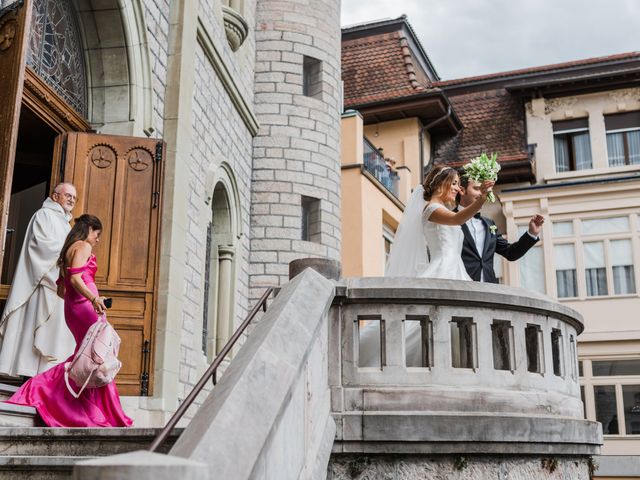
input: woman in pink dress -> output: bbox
[7,214,132,427]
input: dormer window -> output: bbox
[553,118,592,172]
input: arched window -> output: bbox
[27,0,88,116]
[202,182,238,359]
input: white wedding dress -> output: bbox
[359,188,472,368]
[384,186,471,281]
[418,203,471,280]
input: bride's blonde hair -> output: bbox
[422,165,458,204]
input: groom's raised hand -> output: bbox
[528,214,545,237]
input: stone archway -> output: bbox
[202,164,241,361]
[72,0,153,135]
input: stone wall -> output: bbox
[329,454,593,480]
[249,0,342,301]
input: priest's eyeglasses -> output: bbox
[55,192,77,201]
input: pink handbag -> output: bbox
[64,313,122,398]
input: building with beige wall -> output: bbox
[341,16,640,477]
[340,17,460,277]
[434,56,640,478]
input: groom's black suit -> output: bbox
[460,213,538,283]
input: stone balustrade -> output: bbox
[329,277,602,456]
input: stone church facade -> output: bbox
[0,0,341,424]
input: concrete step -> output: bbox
[0,427,182,456]
[0,427,182,479]
[0,455,92,480]
[0,402,37,427]
[0,383,18,401]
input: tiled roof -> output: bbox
[342,30,434,107]
[432,52,640,170]
[433,51,640,88]
[433,88,527,166]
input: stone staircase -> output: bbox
[0,427,181,479]
[0,382,39,427]
[0,383,180,479]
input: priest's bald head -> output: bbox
[51,183,77,214]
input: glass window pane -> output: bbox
[552,221,574,237]
[580,385,586,418]
[611,239,636,294]
[358,318,384,368]
[573,132,593,170]
[579,361,584,377]
[594,385,619,435]
[592,359,640,376]
[581,217,630,235]
[623,385,640,435]
[520,246,545,294]
[405,317,432,368]
[629,130,640,165]
[554,135,570,172]
[584,242,607,296]
[607,132,626,166]
[555,244,577,298]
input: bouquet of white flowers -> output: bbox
[462,152,501,202]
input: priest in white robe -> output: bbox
[0,183,77,377]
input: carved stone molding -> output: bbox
[544,97,578,115]
[221,5,248,52]
[608,87,640,105]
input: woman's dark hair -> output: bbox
[422,165,458,201]
[57,214,103,269]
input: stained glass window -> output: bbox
[27,0,87,117]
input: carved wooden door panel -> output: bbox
[0,1,32,276]
[57,132,164,396]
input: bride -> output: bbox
[385,165,494,280]
[359,166,495,368]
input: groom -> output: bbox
[457,175,544,283]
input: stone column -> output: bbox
[249,0,342,302]
[215,245,235,353]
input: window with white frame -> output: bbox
[584,241,608,296]
[605,111,640,167]
[550,215,638,299]
[382,224,394,273]
[555,243,577,298]
[517,225,545,293]
[553,118,593,172]
[581,358,640,436]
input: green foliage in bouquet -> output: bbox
[462,152,501,203]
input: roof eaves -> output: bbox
[436,52,640,90]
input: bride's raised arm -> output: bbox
[429,180,495,226]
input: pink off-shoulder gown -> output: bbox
[6,255,132,427]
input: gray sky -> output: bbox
[341,0,640,80]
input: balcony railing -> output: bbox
[363,137,399,197]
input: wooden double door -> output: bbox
[56,133,164,396]
[0,3,163,395]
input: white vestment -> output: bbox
[0,198,74,376]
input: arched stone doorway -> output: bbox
[1,0,152,285]
[0,0,159,396]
